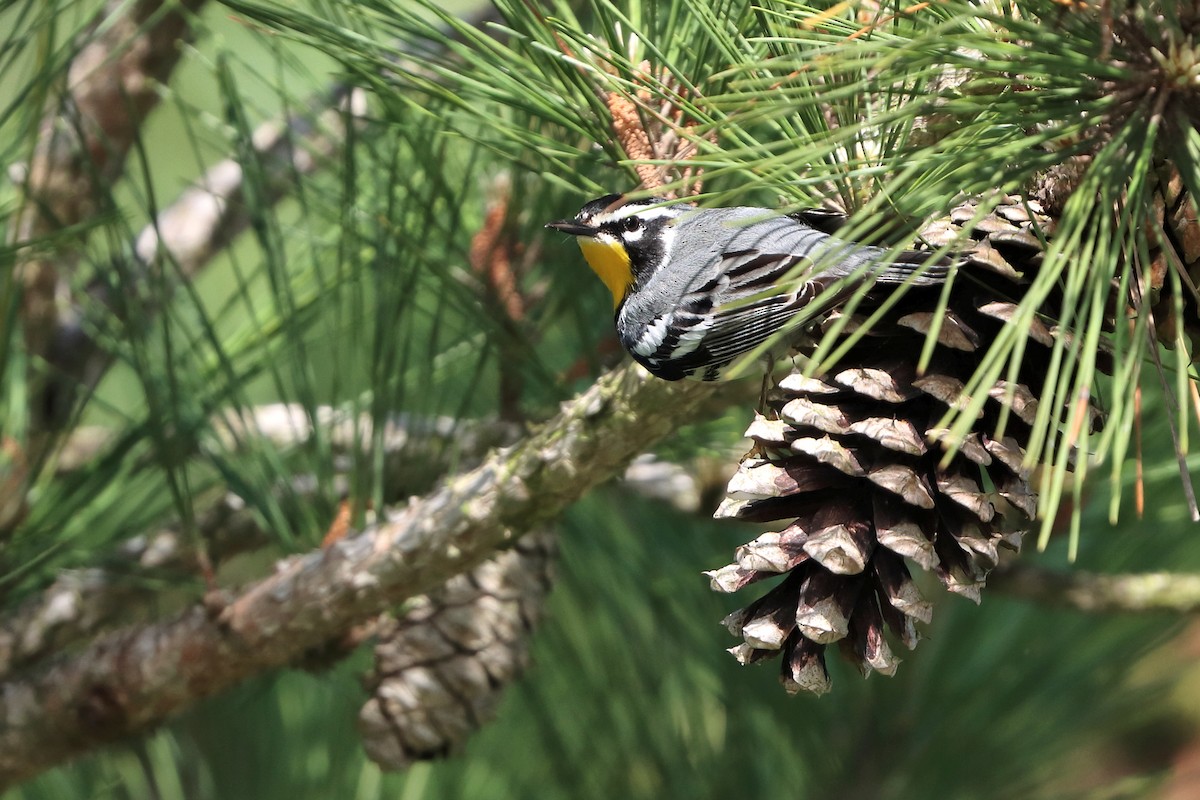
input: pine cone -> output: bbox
[1147,160,1200,355]
[358,532,555,767]
[710,195,1104,693]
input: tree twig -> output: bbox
[11,0,207,428]
[0,364,715,788]
[992,562,1200,613]
[27,0,503,431]
[0,405,521,677]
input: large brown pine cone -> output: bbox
[709,195,1107,693]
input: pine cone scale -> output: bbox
[710,194,1108,691]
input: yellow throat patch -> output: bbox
[578,237,634,308]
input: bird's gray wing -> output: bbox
[691,240,951,305]
[627,292,811,380]
[628,253,820,380]
[626,235,952,380]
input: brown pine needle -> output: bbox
[849,2,934,40]
[1190,378,1200,430]
[469,183,524,323]
[802,1,853,30]
[322,500,353,549]
[1065,385,1091,451]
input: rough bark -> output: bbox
[0,363,714,789]
[0,407,519,677]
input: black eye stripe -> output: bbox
[599,216,646,236]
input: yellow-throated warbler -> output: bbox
[547,194,953,381]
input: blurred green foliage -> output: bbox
[3,0,1200,797]
[16,472,1197,799]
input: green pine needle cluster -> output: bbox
[2,0,1200,795]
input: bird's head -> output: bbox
[547,194,687,308]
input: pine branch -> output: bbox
[131,87,366,278]
[0,406,520,677]
[33,81,368,432]
[992,562,1200,613]
[0,363,715,789]
[17,0,489,433]
[13,0,207,428]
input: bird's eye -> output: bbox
[623,216,642,232]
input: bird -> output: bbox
[546,193,954,381]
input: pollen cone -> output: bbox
[709,195,1106,694]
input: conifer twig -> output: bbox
[993,563,1200,613]
[12,0,207,429]
[0,406,519,677]
[0,364,715,789]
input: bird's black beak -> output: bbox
[546,220,599,237]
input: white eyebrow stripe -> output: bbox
[593,204,682,225]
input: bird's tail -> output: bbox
[874,248,957,286]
